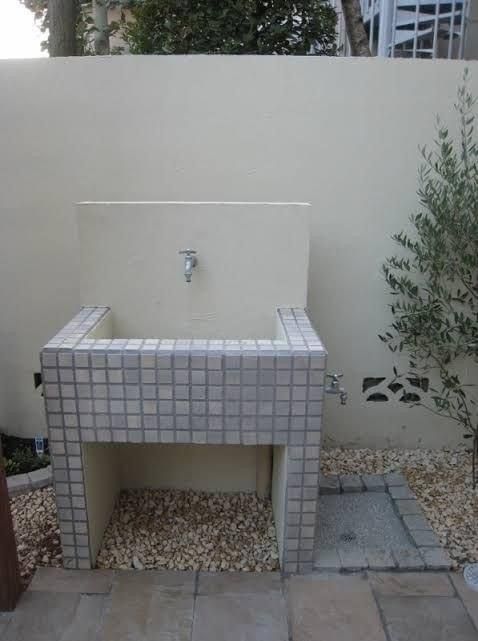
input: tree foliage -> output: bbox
[125,0,337,55]
[380,71,478,481]
[21,0,123,54]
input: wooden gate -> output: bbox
[0,443,21,611]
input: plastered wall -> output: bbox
[1,55,475,447]
[77,201,309,339]
[82,443,121,562]
[116,444,264,493]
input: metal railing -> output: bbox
[338,0,472,58]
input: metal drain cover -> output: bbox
[464,564,478,592]
[339,531,357,543]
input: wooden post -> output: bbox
[0,442,21,611]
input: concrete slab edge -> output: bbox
[313,544,453,573]
[7,466,52,497]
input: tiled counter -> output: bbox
[41,306,327,573]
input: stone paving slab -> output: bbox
[409,529,441,547]
[288,574,387,641]
[362,474,386,492]
[369,572,455,597]
[2,590,81,641]
[113,569,195,593]
[451,574,478,630]
[378,595,478,641]
[3,569,478,641]
[420,547,453,570]
[59,595,105,641]
[193,593,288,641]
[402,514,432,531]
[338,546,368,570]
[313,546,342,570]
[319,473,340,494]
[198,571,281,595]
[392,547,425,570]
[388,485,416,500]
[384,472,407,487]
[102,576,194,641]
[29,568,114,594]
[339,474,364,493]
[365,548,396,570]
[0,614,11,641]
[394,499,424,516]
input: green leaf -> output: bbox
[379,71,478,456]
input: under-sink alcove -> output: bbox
[41,202,327,574]
[83,443,279,572]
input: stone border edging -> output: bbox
[6,466,52,497]
[316,472,452,572]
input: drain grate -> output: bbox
[339,531,357,543]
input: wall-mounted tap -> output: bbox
[325,373,347,405]
[179,249,197,283]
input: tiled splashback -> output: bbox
[41,306,327,573]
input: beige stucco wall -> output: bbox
[271,446,287,565]
[82,443,121,563]
[117,444,265,493]
[0,56,475,448]
[77,201,309,339]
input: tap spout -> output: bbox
[325,373,347,406]
[179,249,197,283]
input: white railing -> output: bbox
[341,0,471,58]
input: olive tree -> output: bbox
[380,71,478,484]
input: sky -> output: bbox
[0,0,47,59]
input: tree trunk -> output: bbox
[341,0,371,56]
[93,0,110,55]
[0,443,21,611]
[48,0,78,57]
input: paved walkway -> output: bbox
[1,568,478,640]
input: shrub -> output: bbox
[125,0,337,55]
[380,71,478,484]
[3,448,50,477]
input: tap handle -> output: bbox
[179,249,197,255]
[326,373,343,380]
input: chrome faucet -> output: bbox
[325,373,347,405]
[179,249,197,283]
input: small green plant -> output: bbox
[3,449,50,477]
[380,70,478,485]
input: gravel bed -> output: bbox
[9,448,476,577]
[97,489,279,572]
[9,487,62,582]
[322,446,478,569]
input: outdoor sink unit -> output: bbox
[41,202,327,574]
